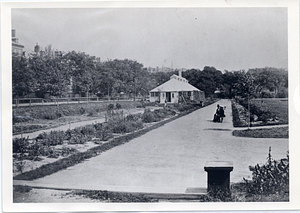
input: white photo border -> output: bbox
[1,0,299,212]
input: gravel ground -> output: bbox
[13,187,97,203]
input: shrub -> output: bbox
[126,113,142,122]
[236,98,275,123]
[116,103,122,109]
[258,111,273,123]
[80,125,96,136]
[79,107,86,115]
[41,110,62,120]
[15,161,26,174]
[108,104,114,110]
[13,137,29,153]
[276,87,288,98]
[13,115,33,123]
[231,101,246,127]
[95,128,113,141]
[38,131,65,146]
[261,90,275,98]
[65,129,91,144]
[106,110,124,122]
[60,147,79,157]
[107,118,144,134]
[243,148,289,195]
[176,104,194,112]
[142,109,160,123]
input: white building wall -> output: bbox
[160,92,165,104]
[171,92,179,103]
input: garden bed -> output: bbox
[13,101,143,135]
[13,103,204,180]
[232,98,288,128]
[231,99,289,138]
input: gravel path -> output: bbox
[14,100,288,194]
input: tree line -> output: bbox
[12,49,288,99]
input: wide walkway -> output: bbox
[14,100,288,194]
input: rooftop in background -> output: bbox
[150,73,200,92]
[12,29,24,55]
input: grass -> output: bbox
[251,98,288,124]
[232,98,289,138]
[232,126,288,138]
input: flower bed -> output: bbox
[13,103,204,180]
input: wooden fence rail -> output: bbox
[13,97,135,107]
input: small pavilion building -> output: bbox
[149,71,205,104]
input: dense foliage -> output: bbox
[243,148,289,196]
[13,48,288,99]
[231,98,288,127]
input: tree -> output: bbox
[248,67,288,98]
[64,51,94,96]
[29,53,71,97]
[12,53,35,98]
[235,71,256,128]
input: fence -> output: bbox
[13,97,136,107]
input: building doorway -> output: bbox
[166,92,171,102]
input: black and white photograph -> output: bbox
[2,0,300,212]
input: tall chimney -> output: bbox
[179,70,182,77]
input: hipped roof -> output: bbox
[150,75,200,92]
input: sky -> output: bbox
[11,7,288,71]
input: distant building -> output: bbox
[149,70,205,104]
[12,29,24,55]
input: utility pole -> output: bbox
[248,94,251,129]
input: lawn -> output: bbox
[232,98,289,138]
[232,126,288,138]
[232,98,288,127]
[251,98,288,124]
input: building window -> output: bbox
[172,93,174,98]
[151,92,159,97]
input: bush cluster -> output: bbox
[236,98,275,123]
[36,131,65,146]
[13,111,145,159]
[243,149,289,195]
[13,136,79,161]
[175,104,196,112]
[13,137,29,153]
[142,108,176,123]
[13,115,33,123]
